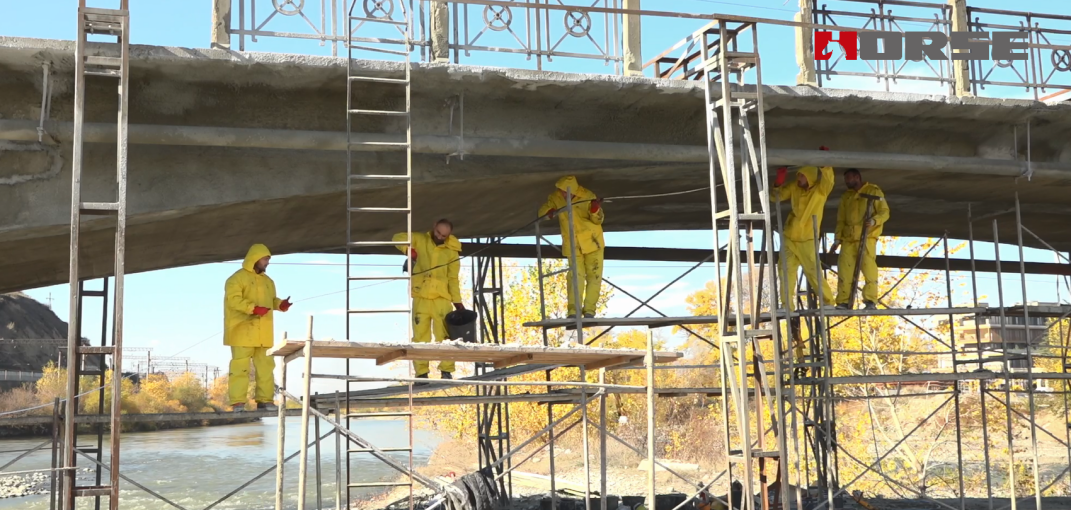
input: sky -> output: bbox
[3,0,1070,394]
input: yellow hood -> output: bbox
[797,166,820,188]
[555,176,580,193]
[242,244,272,272]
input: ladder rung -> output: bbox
[348,481,413,488]
[788,362,827,369]
[349,75,408,84]
[348,109,409,116]
[738,213,767,221]
[349,447,412,453]
[744,329,774,337]
[348,276,410,281]
[347,309,410,314]
[349,16,408,26]
[345,411,412,418]
[347,44,410,56]
[82,289,106,298]
[83,7,127,17]
[733,91,759,100]
[725,51,758,60]
[85,56,122,68]
[348,240,410,247]
[74,487,112,497]
[349,141,410,147]
[348,207,409,212]
[480,287,503,294]
[83,70,121,78]
[78,346,115,355]
[81,201,120,213]
[349,174,409,180]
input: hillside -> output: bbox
[0,293,101,381]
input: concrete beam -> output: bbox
[623,0,642,76]
[795,0,816,86]
[431,1,450,62]
[211,0,232,50]
[1,120,1064,178]
[949,0,972,97]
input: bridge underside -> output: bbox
[1,37,1070,293]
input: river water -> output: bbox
[0,418,440,510]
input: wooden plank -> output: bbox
[494,353,534,369]
[268,340,683,367]
[584,355,641,370]
[375,349,407,366]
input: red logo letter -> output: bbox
[815,31,858,60]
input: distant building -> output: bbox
[940,302,1055,374]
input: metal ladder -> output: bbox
[701,21,791,510]
[344,1,416,508]
[61,2,130,510]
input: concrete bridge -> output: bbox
[2,4,1071,293]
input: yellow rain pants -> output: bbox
[413,297,456,376]
[836,238,879,305]
[229,346,276,405]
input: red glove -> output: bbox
[409,248,417,260]
[546,208,557,219]
[453,303,465,311]
[279,297,292,312]
[252,306,270,317]
[774,167,788,187]
[819,145,830,151]
[589,199,602,214]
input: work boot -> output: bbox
[231,403,246,413]
[583,313,595,319]
[259,402,279,412]
[441,371,453,380]
[414,373,429,387]
[835,304,850,311]
[863,301,877,310]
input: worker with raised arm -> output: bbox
[772,147,836,311]
[224,243,291,412]
[393,219,464,380]
[831,168,890,310]
[538,176,605,319]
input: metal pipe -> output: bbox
[1014,193,1044,510]
[4,119,1071,177]
[992,220,1017,510]
[646,328,656,510]
[275,356,289,510]
[967,205,995,509]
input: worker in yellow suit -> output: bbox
[224,244,291,412]
[538,176,605,318]
[772,147,836,311]
[832,168,890,310]
[394,219,464,380]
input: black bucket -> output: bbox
[445,309,478,343]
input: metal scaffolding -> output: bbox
[16,2,1071,510]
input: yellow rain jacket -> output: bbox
[392,231,462,302]
[538,176,605,256]
[224,244,283,348]
[835,183,890,243]
[774,166,835,241]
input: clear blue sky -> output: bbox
[4,0,1069,393]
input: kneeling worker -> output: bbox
[538,176,605,319]
[831,168,890,310]
[772,147,836,311]
[394,219,464,380]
